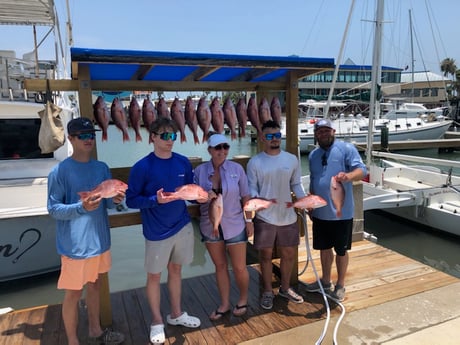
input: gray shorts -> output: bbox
[253,218,300,250]
[144,222,194,274]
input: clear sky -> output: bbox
[0,0,458,77]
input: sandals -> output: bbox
[149,324,165,344]
[232,304,248,317]
[209,309,230,321]
[167,311,201,328]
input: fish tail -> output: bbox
[122,131,130,142]
[193,133,200,145]
[102,131,108,142]
[181,132,187,143]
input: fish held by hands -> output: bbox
[209,194,223,238]
[78,179,128,200]
[331,175,345,218]
[286,194,327,209]
[162,184,208,201]
[243,197,277,212]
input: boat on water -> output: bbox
[363,151,460,237]
[360,1,460,237]
[0,1,78,282]
[281,101,452,153]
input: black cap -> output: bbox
[67,117,101,135]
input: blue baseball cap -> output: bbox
[314,118,333,131]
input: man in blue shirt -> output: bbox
[306,118,367,302]
[126,117,206,344]
[48,117,125,345]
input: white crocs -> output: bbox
[150,324,165,344]
[166,311,201,328]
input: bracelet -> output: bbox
[245,219,253,223]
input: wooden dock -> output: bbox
[1,237,458,345]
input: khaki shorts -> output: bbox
[145,222,194,274]
[57,250,111,290]
[253,218,300,250]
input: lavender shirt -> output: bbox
[194,160,250,240]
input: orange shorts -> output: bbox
[57,250,112,290]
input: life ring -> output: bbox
[309,118,317,124]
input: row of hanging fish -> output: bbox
[92,94,282,143]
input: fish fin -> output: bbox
[285,202,293,208]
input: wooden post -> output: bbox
[286,71,301,287]
[77,64,113,327]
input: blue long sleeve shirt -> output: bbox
[126,152,193,241]
[47,158,114,259]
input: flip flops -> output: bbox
[209,309,230,321]
[232,304,248,317]
[167,311,201,328]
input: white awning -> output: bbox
[0,0,55,26]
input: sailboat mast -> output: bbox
[325,0,356,117]
[409,9,415,103]
[366,0,384,167]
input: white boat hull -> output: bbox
[0,178,60,282]
[282,116,452,153]
[363,156,460,237]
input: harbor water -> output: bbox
[1,126,460,310]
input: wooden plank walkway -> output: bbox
[1,238,458,345]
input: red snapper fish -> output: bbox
[110,97,130,142]
[163,184,208,201]
[235,97,248,137]
[247,96,261,135]
[128,98,142,142]
[270,96,282,126]
[258,97,272,125]
[184,96,200,145]
[142,97,157,137]
[222,98,238,140]
[78,179,128,200]
[210,96,225,133]
[93,96,110,141]
[170,97,187,143]
[286,194,327,209]
[196,97,212,143]
[156,98,170,119]
[331,175,345,218]
[209,194,223,237]
[243,197,277,212]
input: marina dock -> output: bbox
[1,233,459,344]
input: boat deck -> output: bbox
[1,237,457,345]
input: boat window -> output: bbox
[0,119,53,160]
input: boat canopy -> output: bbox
[70,48,334,87]
[0,0,55,26]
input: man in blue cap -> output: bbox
[305,118,367,302]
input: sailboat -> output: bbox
[0,0,78,281]
[362,1,460,237]
[282,2,452,154]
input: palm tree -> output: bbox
[440,58,457,79]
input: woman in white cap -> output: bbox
[194,132,252,320]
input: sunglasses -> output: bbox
[156,132,177,141]
[75,133,96,140]
[264,132,282,140]
[322,153,328,166]
[214,143,230,151]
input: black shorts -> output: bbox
[311,217,353,256]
